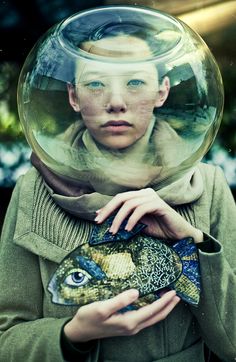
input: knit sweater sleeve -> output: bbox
[0,176,99,362]
[191,166,236,362]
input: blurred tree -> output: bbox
[0,62,21,140]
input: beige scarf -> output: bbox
[31,116,204,220]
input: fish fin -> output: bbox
[89,216,147,246]
[155,238,201,306]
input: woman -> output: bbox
[0,11,236,362]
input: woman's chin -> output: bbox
[95,136,136,150]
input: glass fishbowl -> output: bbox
[17,6,224,192]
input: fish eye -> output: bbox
[64,268,91,287]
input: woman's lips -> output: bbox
[101,120,132,132]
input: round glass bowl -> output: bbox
[17,6,224,189]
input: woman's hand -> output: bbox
[95,188,203,243]
[64,289,180,342]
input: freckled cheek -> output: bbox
[80,107,103,133]
[134,99,156,115]
[79,95,105,117]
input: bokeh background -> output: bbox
[0,0,236,230]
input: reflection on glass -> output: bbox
[17,6,224,192]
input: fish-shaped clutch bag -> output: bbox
[48,217,201,308]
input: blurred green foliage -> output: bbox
[0,62,24,141]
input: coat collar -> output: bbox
[13,168,94,263]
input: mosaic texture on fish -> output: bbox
[48,217,201,308]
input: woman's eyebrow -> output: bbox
[77,71,102,83]
[80,71,102,78]
[78,70,154,82]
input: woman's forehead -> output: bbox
[75,35,159,82]
[75,61,158,82]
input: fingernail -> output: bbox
[109,227,116,235]
[94,215,100,222]
[96,209,101,214]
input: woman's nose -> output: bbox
[105,91,127,113]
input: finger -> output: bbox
[109,196,151,234]
[138,295,180,330]
[127,291,177,325]
[102,291,178,337]
[125,203,154,232]
[99,289,139,318]
[125,200,164,232]
[95,190,147,223]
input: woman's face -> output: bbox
[69,36,170,149]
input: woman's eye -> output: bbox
[64,269,91,287]
[127,79,145,88]
[85,81,104,90]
